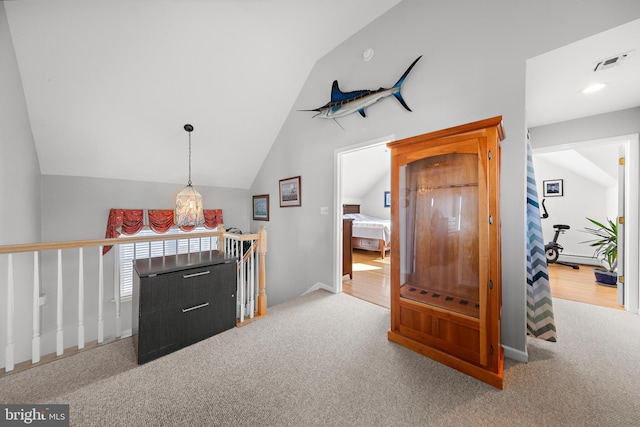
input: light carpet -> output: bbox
[1,290,639,426]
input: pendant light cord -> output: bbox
[188,131,192,186]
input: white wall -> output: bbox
[0,2,43,368]
[530,107,640,149]
[360,170,390,220]
[533,156,612,262]
[40,175,250,242]
[250,0,640,361]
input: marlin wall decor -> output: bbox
[301,55,422,124]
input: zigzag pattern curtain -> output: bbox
[526,134,557,341]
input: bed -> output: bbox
[343,204,391,259]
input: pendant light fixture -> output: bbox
[175,124,204,227]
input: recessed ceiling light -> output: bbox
[581,83,606,94]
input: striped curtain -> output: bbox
[526,134,557,341]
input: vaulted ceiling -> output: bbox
[6,4,639,193]
[4,0,401,189]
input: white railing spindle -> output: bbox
[238,244,245,323]
[249,241,255,319]
[77,248,85,350]
[5,254,15,372]
[32,252,41,363]
[56,249,63,356]
[98,246,104,343]
[114,245,121,338]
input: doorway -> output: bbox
[532,134,639,312]
[333,136,393,301]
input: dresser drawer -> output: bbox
[354,237,380,250]
[177,265,219,308]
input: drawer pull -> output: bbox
[183,271,210,279]
[182,302,209,313]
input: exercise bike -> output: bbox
[541,199,579,269]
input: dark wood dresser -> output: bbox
[132,251,237,364]
[343,218,353,279]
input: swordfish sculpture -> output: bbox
[302,55,422,120]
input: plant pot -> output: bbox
[593,268,617,287]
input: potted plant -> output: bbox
[581,217,618,286]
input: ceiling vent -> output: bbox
[593,52,630,72]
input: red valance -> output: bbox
[204,209,224,229]
[103,208,224,255]
[148,210,174,233]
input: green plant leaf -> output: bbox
[581,217,617,272]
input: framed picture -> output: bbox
[384,191,391,207]
[252,194,270,221]
[543,179,563,197]
[279,176,301,207]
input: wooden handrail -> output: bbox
[0,230,225,255]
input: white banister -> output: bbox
[78,248,85,350]
[98,246,104,343]
[5,254,15,372]
[56,249,63,356]
[32,252,41,363]
[220,228,266,326]
[0,228,266,372]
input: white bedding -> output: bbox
[343,213,391,244]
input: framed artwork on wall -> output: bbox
[252,194,270,221]
[384,191,391,207]
[279,176,301,207]
[543,179,563,197]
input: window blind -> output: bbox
[118,227,218,298]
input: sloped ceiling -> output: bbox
[342,143,390,200]
[535,145,620,188]
[4,0,401,189]
[6,4,639,194]
[527,18,640,128]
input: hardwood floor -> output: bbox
[342,249,622,310]
[342,249,390,309]
[547,262,621,309]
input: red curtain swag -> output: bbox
[103,208,223,255]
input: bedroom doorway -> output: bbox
[333,136,394,302]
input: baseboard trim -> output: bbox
[303,282,335,296]
[557,255,599,267]
[503,344,528,363]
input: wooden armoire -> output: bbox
[387,116,505,389]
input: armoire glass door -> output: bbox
[399,152,480,318]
